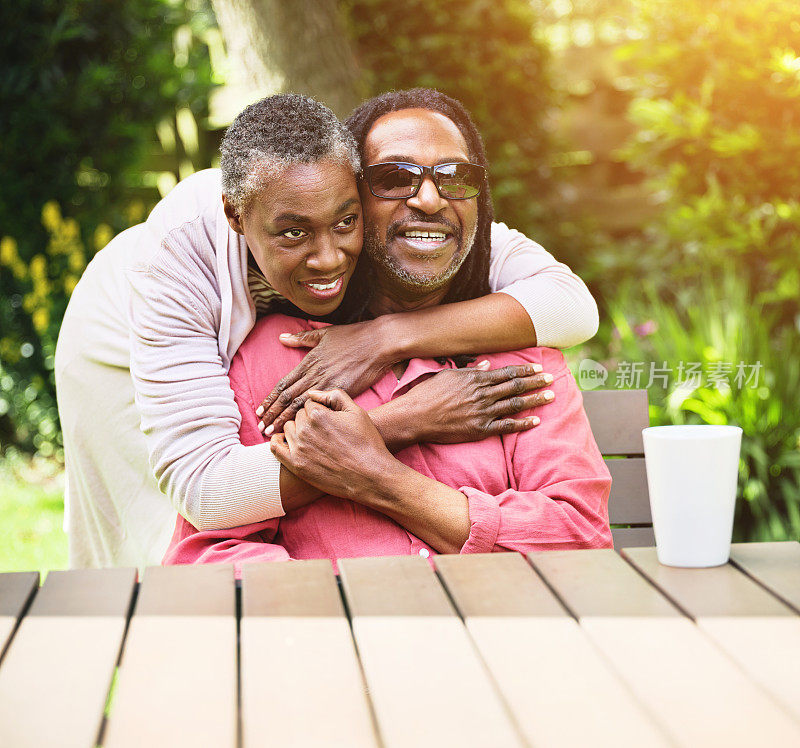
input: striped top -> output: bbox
[247,255,282,316]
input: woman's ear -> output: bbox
[222,194,244,234]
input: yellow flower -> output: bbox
[29,254,47,280]
[62,218,80,241]
[64,274,80,294]
[32,308,49,334]
[0,236,18,266]
[69,250,86,273]
[11,259,27,280]
[41,201,62,232]
[94,223,114,251]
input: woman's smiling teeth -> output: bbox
[307,279,339,290]
[301,275,345,299]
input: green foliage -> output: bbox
[620,1,800,202]
[614,0,800,296]
[589,274,800,542]
[344,0,557,243]
[0,0,216,454]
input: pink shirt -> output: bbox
[164,315,612,572]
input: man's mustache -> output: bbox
[385,211,461,243]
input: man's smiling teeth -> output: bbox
[403,230,447,241]
[306,279,339,290]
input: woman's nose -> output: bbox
[306,235,346,271]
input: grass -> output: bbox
[0,454,68,573]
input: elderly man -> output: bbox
[165,89,612,569]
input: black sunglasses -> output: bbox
[365,161,486,200]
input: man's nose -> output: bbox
[306,234,346,271]
[406,174,448,215]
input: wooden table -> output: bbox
[1,542,799,747]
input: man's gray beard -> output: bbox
[363,223,477,294]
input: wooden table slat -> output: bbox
[0,571,39,658]
[528,548,680,618]
[624,545,800,723]
[622,546,794,618]
[532,549,800,745]
[339,556,522,748]
[240,561,377,747]
[0,568,136,748]
[103,564,237,748]
[436,554,672,747]
[730,541,800,612]
[434,553,568,618]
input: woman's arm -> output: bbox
[127,249,287,531]
[259,222,597,432]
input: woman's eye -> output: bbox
[336,214,358,230]
[281,228,306,239]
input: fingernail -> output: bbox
[256,405,264,416]
[543,390,554,401]
[532,416,540,426]
[477,359,490,368]
[264,424,274,436]
[543,373,554,384]
[279,333,293,339]
[533,364,543,373]
[258,420,265,431]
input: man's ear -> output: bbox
[222,194,244,234]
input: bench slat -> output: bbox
[103,564,237,748]
[582,389,648,455]
[730,541,800,613]
[339,555,522,748]
[0,568,135,748]
[623,546,800,721]
[240,561,377,748]
[0,571,39,659]
[435,554,671,747]
[530,549,800,745]
[606,457,651,524]
[612,526,655,549]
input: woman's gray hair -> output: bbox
[221,93,361,214]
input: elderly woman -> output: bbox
[55,93,599,568]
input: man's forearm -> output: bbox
[278,404,416,511]
[367,400,420,452]
[376,293,536,362]
[355,457,471,554]
[279,466,323,512]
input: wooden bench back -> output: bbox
[581,389,655,549]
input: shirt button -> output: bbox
[418,548,430,558]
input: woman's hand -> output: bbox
[257,321,393,435]
[399,362,555,444]
[269,389,394,501]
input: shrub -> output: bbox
[584,273,800,541]
[0,0,216,454]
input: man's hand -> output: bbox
[269,389,395,501]
[399,361,554,444]
[257,322,393,436]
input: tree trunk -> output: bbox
[210,0,363,120]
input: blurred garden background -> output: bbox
[1,0,798,572]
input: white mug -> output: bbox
[642,425,743,567]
